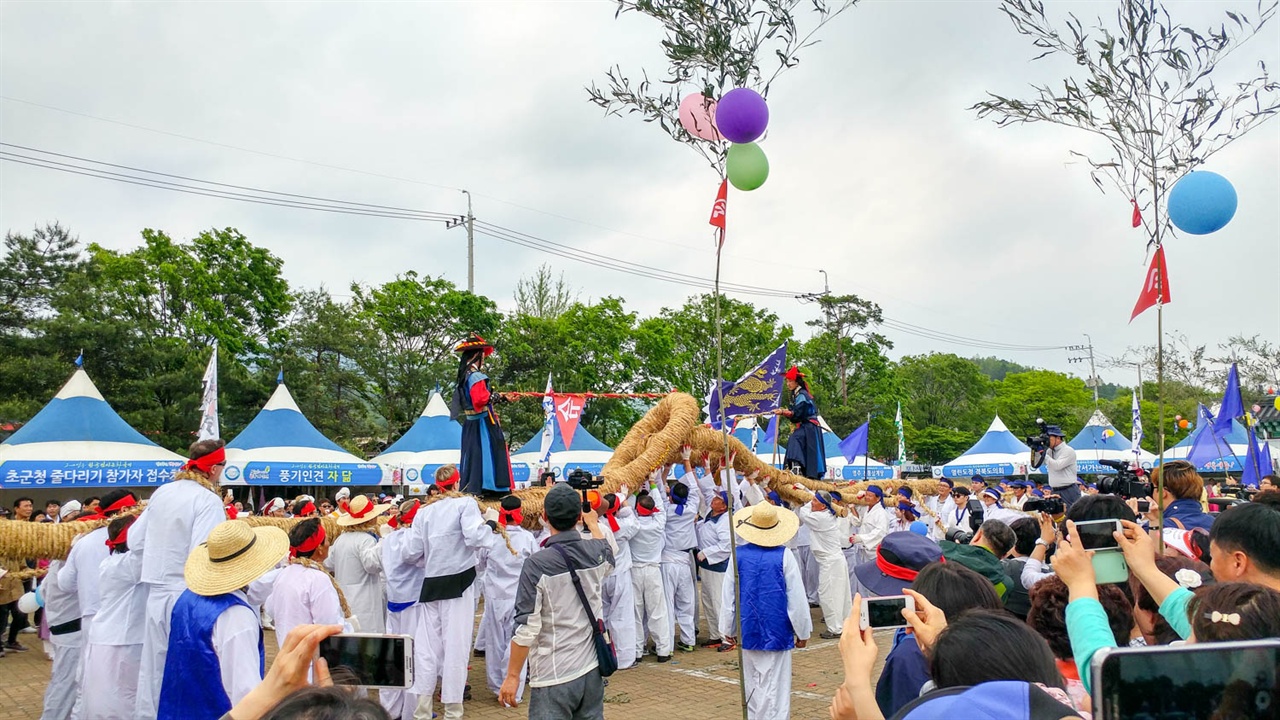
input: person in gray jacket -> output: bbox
[499,483,615,719]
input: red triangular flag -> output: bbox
[1130,246,1171,322]
[1131,199,1142,228]
[709,179,728,246]
[553,394,586,450]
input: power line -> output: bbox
[1,143,1068,353]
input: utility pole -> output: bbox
[445,190,475,292]
[1067,334,1100,410]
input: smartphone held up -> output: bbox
[860,595,915,631]
[318,633,414,688]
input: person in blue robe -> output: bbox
[450,334,514,497]
[776,366,827,479]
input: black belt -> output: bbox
[50,618,81,636]
[419,566,477,603]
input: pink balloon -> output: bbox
[1253,404,1262,414]
[679,94,722,141]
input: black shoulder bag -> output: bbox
[549,542,617,677]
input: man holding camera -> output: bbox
[1043,426,1080,509]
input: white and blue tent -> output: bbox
[223,383,385,486]
[939,415,1040,479]
[373,391,461,489]
[731,416,783,463]
[0,369,184,489]
[509,425,613,487]
[1070,410,1157,473]
[1162,415,1251,472]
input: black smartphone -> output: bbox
[318,633,414,688]
[1136,500,1151,513]
[1093,639,1280,720]
[1073,519,1122,551]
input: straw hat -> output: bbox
[184,520,289,597]
[732,503,799,547]
[336,495,392,527]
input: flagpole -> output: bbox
[712,182,749,720]
[1155,251,1165,553]
[863,412,870,483]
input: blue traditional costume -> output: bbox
[451,334,513,496]
[782,366,826,479]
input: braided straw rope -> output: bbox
[0,392,941,558]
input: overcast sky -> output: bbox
[2,0,1276,389]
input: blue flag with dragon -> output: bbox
[705,343,788,429]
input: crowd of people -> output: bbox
[3,436,1279,720]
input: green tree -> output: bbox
[634,294,793,397]
[907,425,979,466]
[970,356,1032,382]
[897,353,994,432]
[0,223,83,332]
[513,264,577,320]
[350,272,501,439]
[993,370,1094,437]
[805,294,887,406]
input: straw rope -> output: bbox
[0,392,942,558]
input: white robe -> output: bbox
[478,525,536,699]
[797,506,853,635]
[84,551,146,720]
[851,502,891,564]
[380,528,427,720]
[41,560,82,720]
[662,474,700,646]
[208,590,266,709]
[696,512,732,642]
[129,478,224,720]
[630,493,672,658]
[788,523,821,604]
[719,548,813,720]
[264,563,344,647]
[602,509,638,669]
[328,530,385,633]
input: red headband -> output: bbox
[438,469,460,488]
[290,524,326,557]
[296,501,316,517]
[874,548,943,582]
[600,498,621,533]
[184,446,226,474]
[105,523,131,551]
[636,503,660,517]
[103,494,138,515]
[399,500,420,526]
[499,508,524,526]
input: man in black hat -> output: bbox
[1042,425,1079,508]
[500,483,614,717]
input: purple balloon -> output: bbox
[715,88,769,144]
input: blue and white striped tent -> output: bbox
[939,415,1040,479]
[223,383,385,486]
[373,391,461,489]
[509,425,613,487]
[0,369,184,489]
[1070,410,1157,473]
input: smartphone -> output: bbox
[860,595,915,631]
[1091,639,1280,720]
[318,633,414,688]
[1136,500,1151,513]
[1073,519,1122,550]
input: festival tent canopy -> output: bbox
[0,369,185,489]
[223,383,385,486]
[509,424,614,486]
[1162,415,1251,473]
[373,390,461,488]
[1069,410,1157,473]
[731,416,782,463]
[939,415,1042,479]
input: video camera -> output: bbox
[1023,496,1065,516]
[1095,459,1153,499]
[1026,418,1050,468]
[1217,484,1257,501]
[565,468,604,515]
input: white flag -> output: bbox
[1130,392,1143,462]
[197,342,219,441]
[895,402,906,466]
[538,373,555,465]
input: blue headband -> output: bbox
[897,500,918,516]
[815,492,836,515]
[982,487,1002,506]
[865,485,884,499]
[767,491,782,505]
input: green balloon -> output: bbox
[726,142,769,191]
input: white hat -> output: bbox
[263,497,285,514]
[59,500,82,520]
[335,487,352,501]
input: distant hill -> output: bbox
[970,356,1033,381]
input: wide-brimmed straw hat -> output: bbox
[184,520,289,596]
[336,494,392,527]
[732,503,799,547]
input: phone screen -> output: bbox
[1074,520,1121,550]
[1098,643,1279,720]
[319,634,409,688]
[865,597,909,629]
[1136,500,1151,513]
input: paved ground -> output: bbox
[0,604,892,719]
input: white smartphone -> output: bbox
[860,594,915,631]
[318,633,414,688]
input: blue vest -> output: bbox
[158,590,264,720]
[737,544,794,652]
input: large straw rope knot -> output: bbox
[0,392,943,558]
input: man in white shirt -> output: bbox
[408,470,503,720]
[83,514,147,720]
[381,499,426,720]
[944,486,974,537]
[629,477,673,663]
[1007,481,1031,511]
[477,496,537,705]
[598,491,639,669]
[129,439,227,720]
[661,458,701,652]
[848,486,891,565]
[266,518,344,644]
[1042,425,1080,508]
[795,490,853,639]
[40,546,82,720]
[695,488,732,650]
[330,495,390,633]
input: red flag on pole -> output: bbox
[1131,199,1142,228]
[1130,246,1171,322]
[709,179,728,246]
[552,394,585,450]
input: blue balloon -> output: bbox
[1167,171,1237,235]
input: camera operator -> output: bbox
[1133,460,1214,532]
[1042,426,1080,508]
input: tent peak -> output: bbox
[53,368,106,402]
[1085,410,1112,427]
[263,384,302,414]
[987,415,1009,433]
[422,391,450,418]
